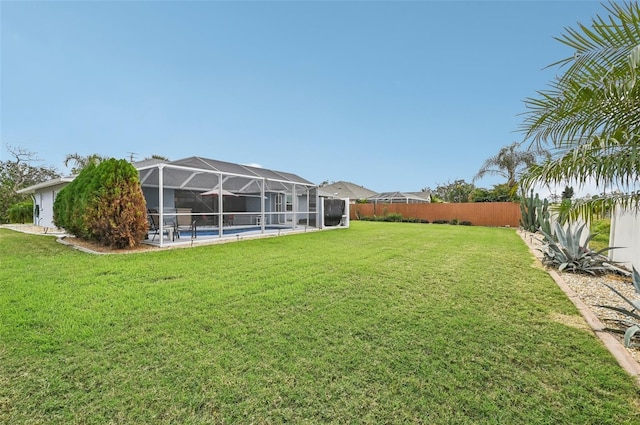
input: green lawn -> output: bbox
[1,222,639,424]
[590,218,612,252]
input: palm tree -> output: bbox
[146,154,170,161]
[520,1,640,217]
[64,153,107,174]
[473,142,542,189]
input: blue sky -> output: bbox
[1,1,607,193]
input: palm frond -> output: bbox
[521,2,640,149]
[522,133,640,187]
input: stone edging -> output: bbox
[56,236,106,255]
[518,231,640,385]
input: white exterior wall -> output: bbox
[33,183,69,228]
[609,206,640,271]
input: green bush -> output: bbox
[432,219,449,224]
[54,159,148,248]
[54,162,98,238]
[385,213,403,222]
[7,200,33,224]
[401,217,429,223]
[356,215,429,224]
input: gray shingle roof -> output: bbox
[137,156,315,193]
[319,181,377,200]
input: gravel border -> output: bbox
[0,223,67,235]
[518,229,640,384]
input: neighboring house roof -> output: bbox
[407,191,432,202]
[16,177,75,194]
[319,181,378,200]
[367,191,431,203]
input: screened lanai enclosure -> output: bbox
[136,157,327,247]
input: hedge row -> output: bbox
[359,214,472,225]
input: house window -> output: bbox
[286,195,293,212]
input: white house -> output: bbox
[16,177,75,229]
[17,156,349,246]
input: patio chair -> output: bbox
[147,208,177,241]
[176,208,197,239]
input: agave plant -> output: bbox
[539,221,616,275]
[599,267,640,348]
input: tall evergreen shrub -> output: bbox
[54,162,98,238]
[54,159,148,248]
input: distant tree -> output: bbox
[434,179,475,203]
[548,193,561,204]
[421,187,443,203]
[473,142,544,190]
[469,188,492,203]
[145,154,169,161]
[561,186,574,200]
[469,183,515,202]
[64,153,108,174]
[0,145,59,223]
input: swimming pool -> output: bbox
[177,226,284,238]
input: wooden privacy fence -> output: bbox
[350,202,521,227]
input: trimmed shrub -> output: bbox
[7,200,33,224]
[54,162,98,238]
[385,213,403,222]
[356,215,429,224]
[54,159,148,248]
